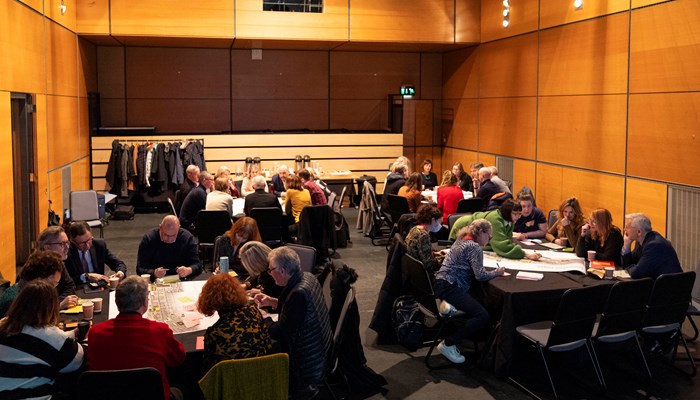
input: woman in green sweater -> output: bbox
[448,199,542,260]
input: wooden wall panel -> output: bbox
[19,0,43,13]
[625,178,667,237]
[349,0,454,43]
[100,99,126,127]
[127,48,230,99]
[443,47,479,100]
[632,0,668,8]
[46,20,79,97]
[330,52,420,99]
[329,100,387,131]
[232,99,327,131]
[48,169,64,222]
[477,153,496,168]
[538,95,627,173]
[420,53,443,101]
[232,50,328,100]
[441,148,479,176]
[0,90,16,283]
[481,0,539,43]
[538,13,629,96]
[35,94,49,231]
[47,95,80,169]
[127,99,230,133]
[76,0,109,34]
[513,159,536,197]
[565,168,626,225]
[78,38,97,96]
[628,92,700,187]
[111,0,234,37]
[97,47,125,99]
[78,96,89,155]
[46,0,77,31]
[236,0,347,41]
[535,163,564,222]
[479,97,536,159]
[0,0,46,94]
[479,33,537,98]
[403,100,433,146]
[630,0,700,93]
[539,0,629,29]
[442,98,478,150]
[71,157,91,191]
[455,0,480,43]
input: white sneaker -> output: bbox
[437,340,465,364]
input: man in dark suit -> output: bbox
[244,175,282,215]
[174,164,200,214]
[622,213,682,280]
[66,221,127,286]
[179,171,214,231]
[476,167,500,211]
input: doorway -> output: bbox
[11,93,37,266]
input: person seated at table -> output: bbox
[488,166,512,194]
[65,221,127,286]
[197,273,272,373]
[381,164,408,219]
[88,276,186,400]
[136,215,201,280]
[469,162,484,195]
[0,250,64,318]
[206,177,235,218]
[449,199,542,261]
[434,219,506,364]
[575,208,624,265]
[253,247,332,399]
[37,226,78,307]
[546,197,586,247]
[214,217,262,277]
[452,162,473,192]
[476,167,500,211]
[239,241,284,298]
[405,205,444,273]
[214,166,240,198]
[179,171,215,231]
[398,172,423,213]
[297,168,327,205]
[271,164,290,197]
[0,280,85,399]
[513,194,548,240]
[420,159,439,190]
[174,165,200,213]
[437,170,463,224]
[244,175,282,216]
[388,156,411,177]
[241,164,268,197]
[284,175,312,226]
[622,213,682,279]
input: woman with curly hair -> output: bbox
[575,208,623,265]
[197,273,271,372]
[213,217,262,277]
[546,197,586,247]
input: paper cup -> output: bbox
[82,301,94,320]
[109,277,120,291]
[587,250,596,261]
[604,267,615,280]
[141,274,151,283]
[77,320,90,342]
[91,298,103,313]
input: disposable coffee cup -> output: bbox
[220,256,229,273]
[587,250,596,261]
[77,320,90,342]
[91,298,103,313]
[141,273,151,283]
[109,277,120,291]
[82,301,94,320]
[604,267,615,280]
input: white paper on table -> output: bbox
[540,242,564,250]
[516,271,544,281]
[483,251,586,274]
[519,240,535,246]
[614,270,631,279]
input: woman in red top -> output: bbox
[437,170,463,224]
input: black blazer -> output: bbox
[244,189,282,215]
[65,239,128,285]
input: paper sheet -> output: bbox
[483,250,586,274]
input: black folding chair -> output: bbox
[456,198,482,214]
[250,207,284,248]
[591,278,654,389]
[547,209,558,228]
[686,299,700,342]
[77,367,164,400]
[195,210,232,266]
[386,194,411,226]
[641,271,697,377]
[510,285,607,400]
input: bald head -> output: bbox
[159,215,180,244]
[478,167,492,182]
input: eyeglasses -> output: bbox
[74,237,93,246]
[47,241,70,248]
[268,266,278,273]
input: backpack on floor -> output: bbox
[392,295,425,352]
[112,205,135,220]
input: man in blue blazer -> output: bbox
[622,213,682,280]
[66,221,127,285]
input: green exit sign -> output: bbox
[400,85,415,96]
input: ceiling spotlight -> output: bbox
[574,0,584,10]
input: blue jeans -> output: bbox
[433,279,490,347]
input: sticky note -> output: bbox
[196,336,204,350]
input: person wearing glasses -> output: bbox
[37,226,78,307]
[64,221,127,286]
[433,219,505,364]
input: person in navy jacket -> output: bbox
[622,213,682,280]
